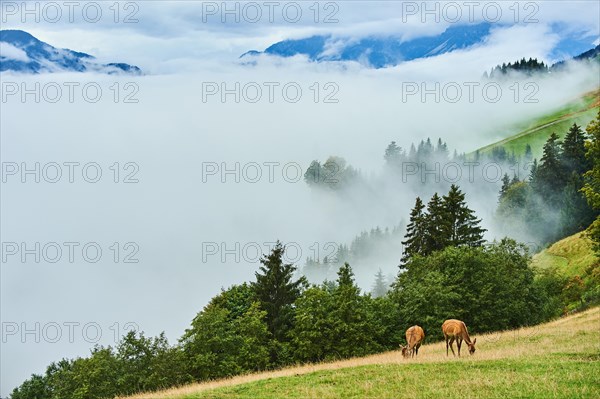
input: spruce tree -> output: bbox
[401,197,427,263]
[384,141,403,167]
[511,173,520,185]
[561,173,595,236]
[425,193,447,254]
[499,173,511,200]
[529,158,538,181]
[408,144,417,162]
[561,123,589,176]
[329,263,377,358]
[371,269,388,298]
[532,133,566,206]
[441,185,486,247]
[436,138,449,159]
[252,242,307,342]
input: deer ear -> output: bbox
[473,338,477,344]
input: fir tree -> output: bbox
[384,141,403,166]
[561,123,589,176]
[371,269,388,298]
[529,158,538,181]
[561,173,595,236]
[401,197,427,263]
[425,193,447,254]
[252,241,307,342]
[511,173,520,185]
[329,263,377,357]
[436,138,449,159]
[441,185,486,247]
[408,143,417,162]
[532,133,566,206]
[499,173,511,200]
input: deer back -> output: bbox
[406,325,425,348]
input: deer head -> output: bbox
[400,345,410,358]
[468,338,477,355]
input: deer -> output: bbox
[399,325,425,358]
[442,319,476,357]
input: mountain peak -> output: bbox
[0,29,140,74]
[241,23,492,68]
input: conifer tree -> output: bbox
[408,143,417,162]
[436,138,449,159]
[561,123,589,176]
[371,269,388,298]
[499,173,511,200]
[401,197,427,263]
[532,133,566,206]
[329,263,376,357]
[252,242,307,342]
[425,193,447,254]
[561,173,595,236]
[529,158,538,181]
[384,141,403,167]
[511,173,520,185]
[441,185,486,247]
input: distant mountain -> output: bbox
[0,30,141,74]
[242,23,599,69]
[551,44,599,71]
[241,23,493,68]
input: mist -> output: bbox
[2,30,600,399]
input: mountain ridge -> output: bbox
[241,23,599,69]
[0,30,141,75]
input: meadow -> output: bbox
[123,307,600,399]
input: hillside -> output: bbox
[476,89,599,158]
[123,307,600,399]
[532,232,598,279]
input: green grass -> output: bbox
[476,89,599,159]
[128,307,600,399]
[531,232,598,278]
[189,358,599,399]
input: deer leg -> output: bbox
[445,337,449,356]
[457,338,462,357]
[449,337,456,357]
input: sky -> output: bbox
[1,1,600,396]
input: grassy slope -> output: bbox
[476,89,599,159]
[531,232,598,279]
[124,307,600,399]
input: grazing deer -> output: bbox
[442,319,476,357]
[400,325,425,358]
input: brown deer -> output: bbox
[442,319,476,357]
[399,325,425,358]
